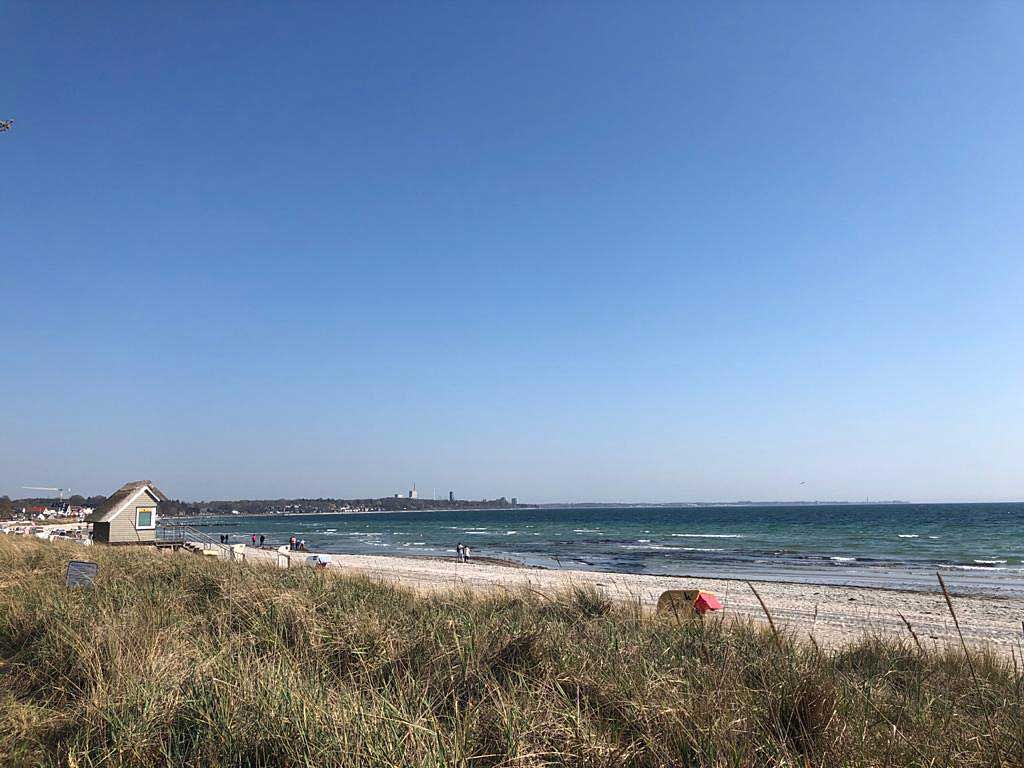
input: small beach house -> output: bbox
[86,480,168,545]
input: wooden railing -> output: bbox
[157,523,232,557]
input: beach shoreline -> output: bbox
[181,502,1024,600]
[261,545,1024,599]
[219,543,1024,652]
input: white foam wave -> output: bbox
[620,544,723,552]
[671,533,742,539]
[940,564,1005,571]
[573,528,601,533]
[897,534,919,538]
[830,556,856,562]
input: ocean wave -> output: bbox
[973,559,1007,565]
[573,528,601,533]
[897,534,919,538]
[620,544,724,552]
[671,533,742,539]
[939,563,1005,571]
[505,531,517,535]
[830,556,856,562]
[637,539,651,543]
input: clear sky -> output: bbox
[2,2,1023,503]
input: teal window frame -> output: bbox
[135,507,155,530]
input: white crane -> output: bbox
[22,486,72,508]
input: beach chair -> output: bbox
[657,589,722,619]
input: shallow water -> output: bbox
[179,503,1024,596]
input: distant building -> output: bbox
[86,480,168,545]
[511,497,518,506]
[409,485,418,499]
[449,491,454,503]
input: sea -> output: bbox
[178,503,1024,596]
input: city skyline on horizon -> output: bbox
[2,481,1015,508]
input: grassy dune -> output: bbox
[0,537,1021,767]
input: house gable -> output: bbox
[85,481,168,524]
[107,486,161,523]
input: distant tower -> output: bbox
[409,484,418,499]
[511,497,518,506]
[449,490,454,503]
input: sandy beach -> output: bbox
[228,544,1024,652]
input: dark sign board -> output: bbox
[66,560,98,588]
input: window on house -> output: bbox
[136,507,155,529]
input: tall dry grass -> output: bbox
[0,536,1021,767]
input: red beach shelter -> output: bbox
[693,591,722,614]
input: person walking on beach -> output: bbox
[463,544,471,563]
[289,536,296,550]
[259,534,265,548]
[456,542,464,562]
[251,534,257,548]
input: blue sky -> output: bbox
[2,2,1023,502]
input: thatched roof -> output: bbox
[85,481,168,523]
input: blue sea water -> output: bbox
[179,503,1024,596]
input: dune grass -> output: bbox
[0,537,1021,767]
